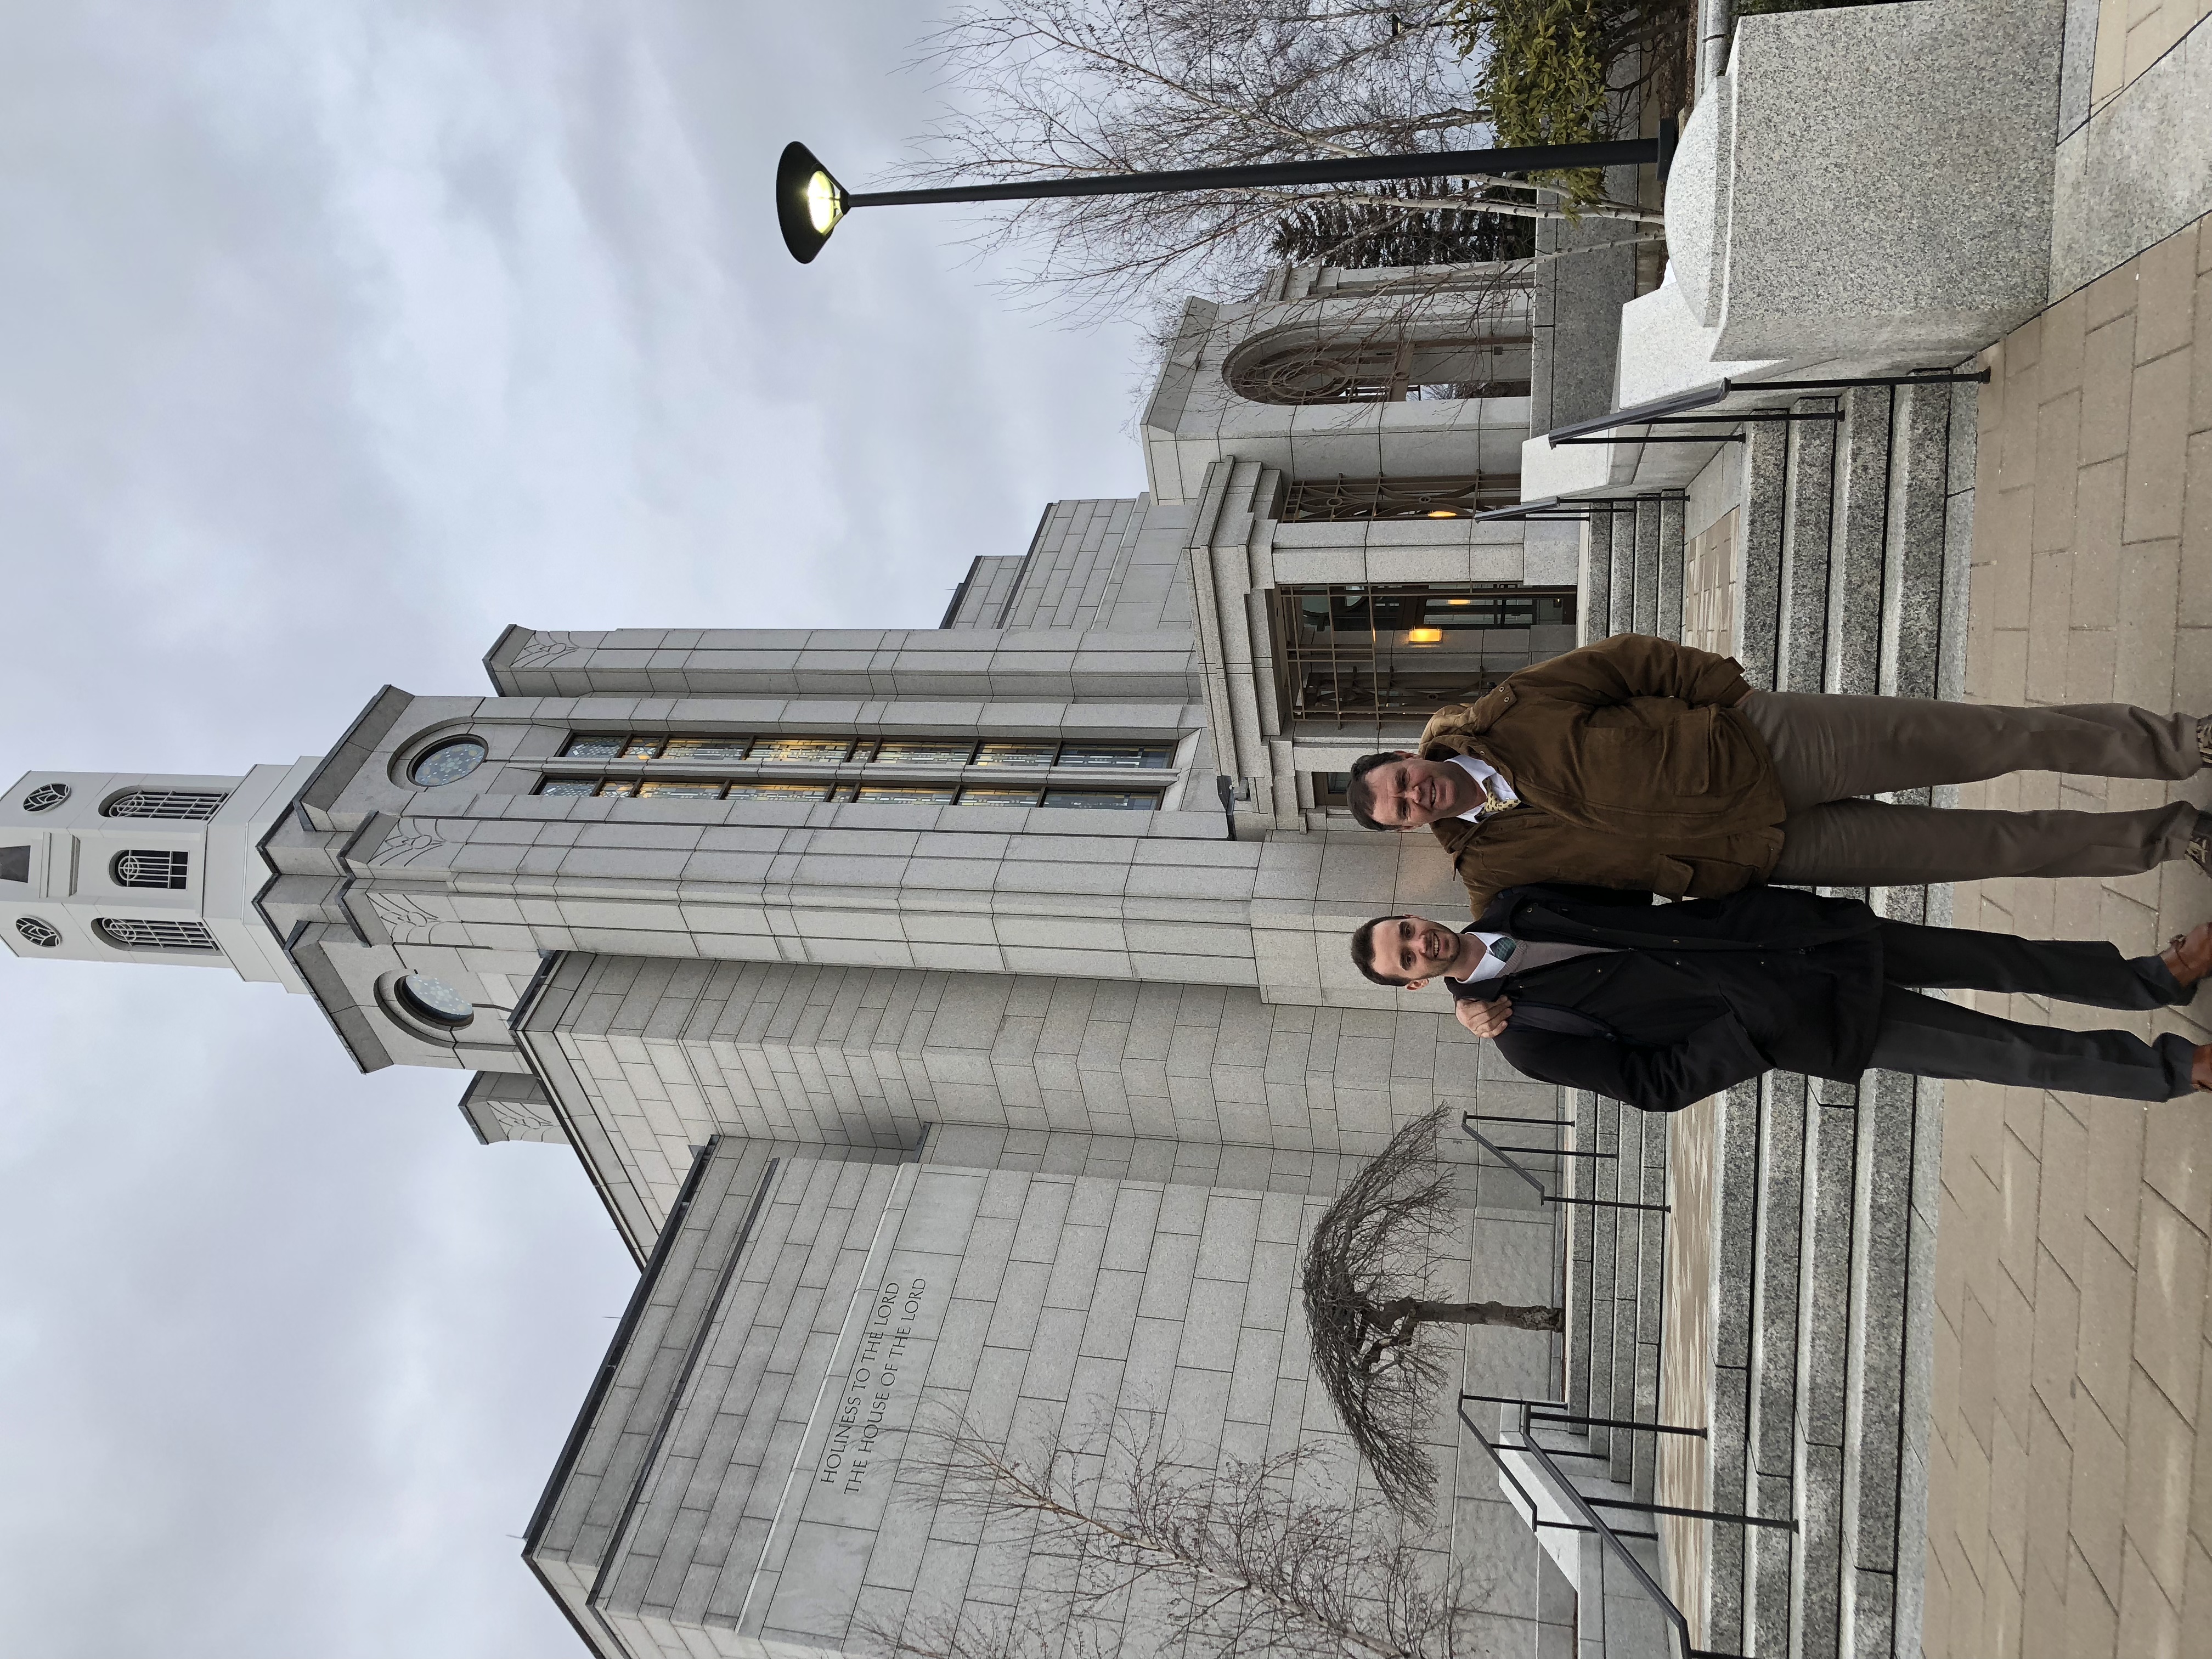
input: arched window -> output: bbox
[102,790,229,821]
[111,850,190,889]
[1225,332,1532,405]
[95,917,218,951]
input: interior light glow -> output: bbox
[1407,627,1444,644]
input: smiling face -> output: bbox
[1356,754,1480,828]
[1363,915,1479,989]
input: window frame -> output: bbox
[110,849,191,890]
[1269,582,1579,727]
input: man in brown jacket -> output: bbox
[1345,633,2211,912]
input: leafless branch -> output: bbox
[889,0,1649,321]
[861,1407,1493,1659]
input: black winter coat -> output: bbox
[1454,884,1887,1113]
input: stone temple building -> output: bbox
[2,262,1618,1657]
[15,0,2169,1647]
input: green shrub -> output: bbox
[1447,0,1679,210]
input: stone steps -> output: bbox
[1562,375,1976,1658]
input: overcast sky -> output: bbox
[0,4,1146,1653]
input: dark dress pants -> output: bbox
[1867,921,2199,1100]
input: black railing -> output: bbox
[1456,1391,1796,1659]
[1462,1111,1669,1213]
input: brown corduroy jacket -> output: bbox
[1418,634,1788,911]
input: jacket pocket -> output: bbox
[1576,710,1714,801]
[1651,856,1695,898]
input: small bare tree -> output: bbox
[1304,1105,1561,1516]
[864,1408,1491,1659]
[899,0,1660,320]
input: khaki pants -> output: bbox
[1739,691,2203,887]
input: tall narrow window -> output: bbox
[1280,476,1523,523]
[1226,335,1532,404]
[111,849,189,889]
[95,918,218,951]
[102,790,228,821]
[1271,583,1577,724]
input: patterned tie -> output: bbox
[1470,771,1517,822]
[1489,936,1517,967]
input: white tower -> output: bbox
[0,761,320,989]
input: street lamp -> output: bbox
[776,127,1675,264]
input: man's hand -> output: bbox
[1455,997,1511,1039]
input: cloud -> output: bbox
[0,2,1152,1652]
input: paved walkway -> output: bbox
[1921,213,2212,1658]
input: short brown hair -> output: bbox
[1350,915,1413,986]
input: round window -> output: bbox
[409,738,488,788]
[22,783,70,813]
[15,916,60,949]
[396,973,475,1027]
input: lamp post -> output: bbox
[776,127,1675,263]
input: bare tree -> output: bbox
[1304,1105,1561,1517]
[898,0,1661,321]
[864,1408,1492,1659]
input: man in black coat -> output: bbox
[1350,885,2212,1113]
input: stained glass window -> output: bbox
[867,740,982,766]
[661,738,753,761]
[410,738,488,787]
[972,742,1059,768]
[1053,741,1175,769]
[723,782,831,800]
[560,736,627,760]
[854,784,958,805]
[1041,789,1158,810]
[749,738,856,765]
[956,787,1042,807]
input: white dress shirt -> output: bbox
[1447,753,1519,821]
[1452,931,1617,988]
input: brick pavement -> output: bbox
[1922,214,2212,1659]
[2090,0,2212,111]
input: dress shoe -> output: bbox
[2162,923,2212,989]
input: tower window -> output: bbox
[14,917,60,949]
[0,846,28,884]
[408,739,488,788]
[112,849,190,889]
[95,917,218,952]
[396,973,475,1028]
[103,789,228,821]
[22,783,70,813]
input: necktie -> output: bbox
[1471,771,1517,821]
[1489,936,1517,966]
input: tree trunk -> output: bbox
[1393,1296,1564,1332]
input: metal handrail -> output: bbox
[1461,1111,1670,1213]
[1457,1391,1796,1658]
[1543,366,1990,445]
[1455,1093,1796,1655]
[1508,1409,1706,1659]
